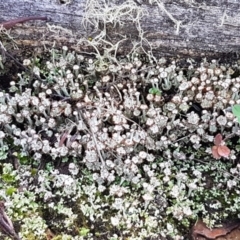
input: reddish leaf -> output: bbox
[59,131,68,147]
[214,133,223,146]
[212,146,221,159]
[217,145,231,158]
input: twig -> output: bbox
[0,201,21,240]
[79,109,105,166]
[0,44,44,82]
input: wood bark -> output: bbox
[0,0,240,61]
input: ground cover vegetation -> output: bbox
[0,0,240,239]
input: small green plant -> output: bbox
[232,104,240,123]
[79,227,90,237]
[149,87,162,96]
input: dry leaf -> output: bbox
[191,219,240,239]
[46,228,55,240]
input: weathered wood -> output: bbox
[0,0,240,60]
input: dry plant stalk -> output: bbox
[0,201,21,240]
